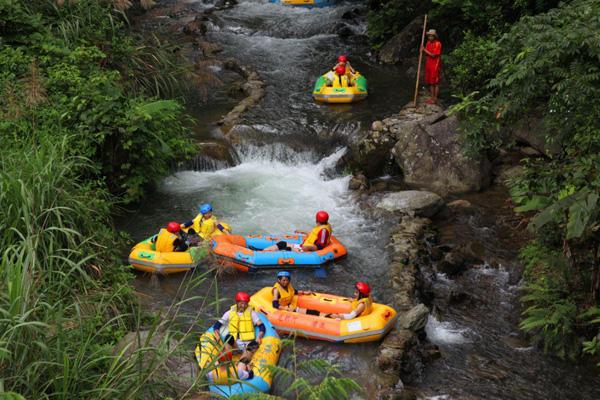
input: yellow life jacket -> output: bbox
[351,296,373,317]
[302,223,332,249]
[273,282,297,308]
[228,305,255,341]
[192,214,228,240]
[155,229,177,252]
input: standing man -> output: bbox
[421,29,442,104]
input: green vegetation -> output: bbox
[368,0,600,362]
[0,2,361,399]
[0,0,197,397]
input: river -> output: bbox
[121,1,600,399]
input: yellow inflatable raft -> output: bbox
[312,70,368,103]
[128,237,209,274]
[194,313,281,397]
[250,287,397,343]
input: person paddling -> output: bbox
[264,211,332,253]
[327,282,373,320]
[181,203,230,241]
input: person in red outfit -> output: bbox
[421,29,442,104]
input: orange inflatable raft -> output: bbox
[211,233,347,272]
[249,287,397,343]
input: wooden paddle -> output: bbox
[413,14,428,108]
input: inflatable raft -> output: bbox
[194,313,281,397]
[270,0,335,7]
[211,233,347,272]
[250,287,397,343]
[128,237,209,274]
[312,70,368,103]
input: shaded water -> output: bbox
[123,1,600,399]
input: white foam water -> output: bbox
[425,316,471,345]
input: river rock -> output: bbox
[437,249,467,276]
[378,16,423,64]
[496,165,525,185]
[377,329,418,373]
[348,173,368,191]
[398,303,429,332]
[376,190,444,218]
[372,120,384,131]
[182,16,208,36]
[198,41,222,56]
[511,116,561,157]
[392,113,492,195]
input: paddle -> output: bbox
[413,14,428,108]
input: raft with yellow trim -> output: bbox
[211,233,347,272]
[312,70,368,103]
[194,313,281,397]
[270,0,335,7]
[250,287,397,343]
[128,237,209,274]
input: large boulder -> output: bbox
[391,113,492,195]
[376,190,444,217]
[398,303,430,332]
[378,16,424,64]
[511,116,561,157]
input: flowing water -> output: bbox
[122,1,600,398]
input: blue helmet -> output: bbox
[199,203,212,214]
[277,271,291,279]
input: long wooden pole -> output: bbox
[413,14,428,108]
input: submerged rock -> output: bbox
[376,190,444,217]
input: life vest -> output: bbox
[273,282,297,308]
[228,305,255,341]
[192,214,229,240]
[302,224,332,249]
[351,296,372,317]
[154,229,177,252]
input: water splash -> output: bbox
[425,316,471,345]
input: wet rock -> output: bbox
[447,285,469,304]
[467,354,509,381]
[218,60,265,134]
[520,146,542,156]
[512,116,561,157]
[377,329,418,373]
[372,120,384,131]
[376,190,444,218]
[398,304,430,332]
[348,173,368,191]
[422,342,441,361]
[496,165,525,185]
[182,16,208,36]
[437,250,466,276]
[447,199,472,210]
[341,8,361,20]
[392,114,492,195]
[198,41,222,57]
[378,16,423,64]
[333,22,354,38]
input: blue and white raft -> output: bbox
[194,313,281,397]
[210,233,347,272]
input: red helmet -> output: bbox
[337,55,347,63]
[316,210,329,224]
[355,282,371,296]
[335,66,346,76]
[235,291,250,303]
[167,221,180,233]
